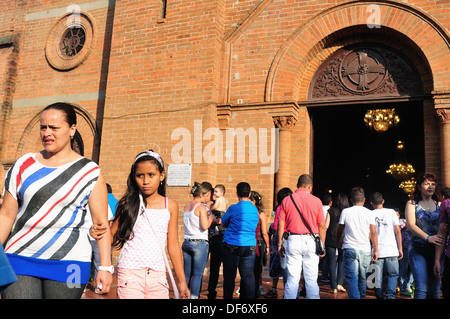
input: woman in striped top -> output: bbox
[0,103,112,298]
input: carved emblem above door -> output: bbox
[309,44,422,100]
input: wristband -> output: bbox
[99,265,114,274]
[426,235,430,242]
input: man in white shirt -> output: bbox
[369,192,403,299]
[337,187,378,299]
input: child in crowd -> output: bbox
[91,150,190,299]
[207,184,227,299]
[211,184,227,213]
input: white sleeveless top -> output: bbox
[183,203,208,240]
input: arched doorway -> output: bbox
[308,43,426,210]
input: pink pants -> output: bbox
[117,268,169,299]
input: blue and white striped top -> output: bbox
[4,153,100,284]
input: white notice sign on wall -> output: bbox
[166,163,192,186]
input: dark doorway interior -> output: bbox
[310,101,425,212]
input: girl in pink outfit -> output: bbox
[92,150,189,299]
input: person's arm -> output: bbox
[259,212,270,255]
[88,172,112,294]
[0,191,19,245]
[405,200,444,246]
[318,221,326,257]
[277,219,285,257]
[197,204,212,231]
[336,224,344,248]
[370,224,378,261]
[325,213,330,229]
[394,225,403,260]
[167,198,190,299]
[434,222,449,278]
[221,206,231,228]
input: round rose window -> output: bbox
[45,12,96,71]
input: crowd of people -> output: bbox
[0,103,449,300]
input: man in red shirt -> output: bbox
[277,174,326,299]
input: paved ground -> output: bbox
[82,268,415,300]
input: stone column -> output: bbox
[273,115,296,196]
[436,108,450,187]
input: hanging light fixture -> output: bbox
[386,141,415,180]
[399,177,416,195]
[364,108,400,132]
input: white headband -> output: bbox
[134,150,163,167]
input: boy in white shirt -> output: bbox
[337,187,378,299]
[369,192,403,299]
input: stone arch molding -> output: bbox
[15,103,98,160]
[265,0,450,102]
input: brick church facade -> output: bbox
[1,1,449,249]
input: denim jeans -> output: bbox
[284,235,320,299]
[221,243,255,299]
[343,248,371,299]
[182,239,209,299]
[326,246,344,290]
[398,244,413,292]
[371,257,399,299]
[409,245,443,299]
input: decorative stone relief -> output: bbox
[310,45,422,99]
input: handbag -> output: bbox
[289,195,325,256]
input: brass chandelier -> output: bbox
[364,108,400,132]
[399,177,417,195]
[386,141,415,180]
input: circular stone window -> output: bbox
[45,12,96,71]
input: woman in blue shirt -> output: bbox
[221,182,259,299]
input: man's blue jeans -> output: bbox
[221,243,255,299]
[343,248,371,299]
[182,239,209,299]
[371,257,399,299]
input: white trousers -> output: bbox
[284,234,320,299]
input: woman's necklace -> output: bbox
[420,200,434,211]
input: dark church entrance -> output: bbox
[310,100,425,212]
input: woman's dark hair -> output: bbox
[250,191,263,211]
[411,172,440,203]
[331,193,349,212]
[42,103,80,152]
[42,102,77,126]
[113,150,165,249]
[442,187,450,200]
[276,187,293,206]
